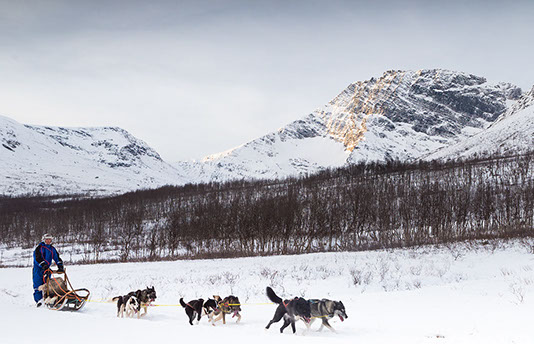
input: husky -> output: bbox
[210,295,241,325]
[112,286,156,318]
[38,276,68,307]
[179,298,218,325]
[306,299,348,333]
[202,298,218,319]
[265,287,311,334]
[111,294,133,317]
[124,295,142,318]
[180,298,204,325]
[136,286,157,317]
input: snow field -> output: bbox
[1,240,534,343]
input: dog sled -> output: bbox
[41,269,90,311]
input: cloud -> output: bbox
[0,0,533,161]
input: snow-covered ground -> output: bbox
[1,240,534,343]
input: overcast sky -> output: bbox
[1,0,533,162]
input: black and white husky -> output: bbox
[306,299,348,332]
[112,286,156,318]
[179,298,218,325]
[124,295,141,318]
[112,294,141,318]
[265,287,311,334]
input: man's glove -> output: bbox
[40,262,49,271]
[57,265,65,272]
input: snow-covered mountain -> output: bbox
[176,69,522,183]
[1,69,529,196]
[425,86,534,160]
[0,115,186,195]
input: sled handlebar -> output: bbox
[45,268,66,274]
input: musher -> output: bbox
[33,233,64,307]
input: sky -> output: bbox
[1,0,533,162]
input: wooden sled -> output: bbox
[41,269,90,311]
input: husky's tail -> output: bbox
[179,297,187,308]
[111,296,122,302]
[266,287,283,304]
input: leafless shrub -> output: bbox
[269,270,285,288]
[260,267,273,279]
[378,258,390,282]
[259,267,285,287]
[206,274,220,285]
[408,251,419,259]
[350,268,373,287]
[363,270,373,285]
[519,238,534,254]
[241,287,251,302]
[394,261,402,272]
[510,282,526,304]
[350,269,363,286]
[315,265,327,273]
[487,240,501,254]
[315,265,333,280]
[299,264,310,272]
[435,262,451,278]
[521,265,533,272]
[393,277,401,290]
[500,268,513,277]
[451,249,463,261]
[223,271,239,294]
[292,275,303,285]
[454,273,466,283]
[410,264,423,276]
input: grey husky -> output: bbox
[306,299,348,332]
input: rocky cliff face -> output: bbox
[425,85,534,160]
[178,69,521,183]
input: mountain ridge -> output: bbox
[176,69,522,183]
[1,69,531,196]
[0,115,186,195]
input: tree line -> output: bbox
[0,152,532,263]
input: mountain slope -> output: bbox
[1,69,527,196]
[177,69,521,183]
[426,86,534,160]
[0,116,185,195]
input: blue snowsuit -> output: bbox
[32,242,63,303]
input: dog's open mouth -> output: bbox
[304,317,311,323]
[339,315,345,322]
[232,310,239,318]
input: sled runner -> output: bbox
[41,269,90,311]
